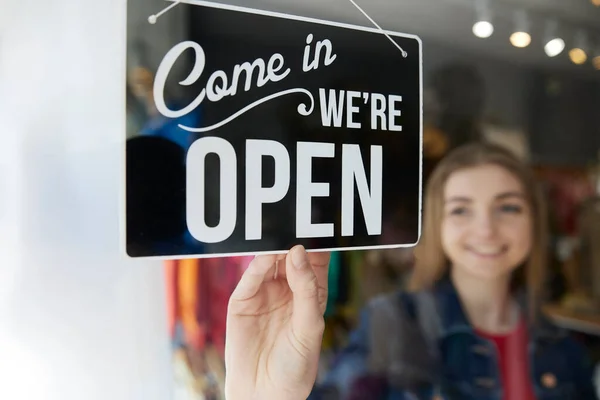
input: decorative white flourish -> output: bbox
[177,88,315,133]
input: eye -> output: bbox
[449,206,469,216]
[499,204,523,214]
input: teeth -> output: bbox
[470,247,504,255]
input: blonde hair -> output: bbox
[409,141,548,319]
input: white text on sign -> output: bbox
[152,35,404,133]
[186,137,383,243]
[319,89,403,131]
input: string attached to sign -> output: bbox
[346,0,408,58]
[147,0,408,57]
[148,0,182,24]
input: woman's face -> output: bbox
[441,164,533,282]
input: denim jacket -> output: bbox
[310,278,598,400]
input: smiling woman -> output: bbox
[410,141,547,309]
[441,164,533,286]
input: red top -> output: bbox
[476,319,537,400]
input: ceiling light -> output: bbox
[593,47,600,70]
[591,0,600,7]
[593,55,600,70]
[545,38,565,57]
[569,48,587,64]
[510,10,531,48]
[511,32,531,48]
[473,21,494,38]
[569,30,589,65]
[472,0,494,39]
[543,20,565,57]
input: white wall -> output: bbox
[0,1,173,399]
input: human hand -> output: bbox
[224,245,330,400]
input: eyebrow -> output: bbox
[445,191,525,203]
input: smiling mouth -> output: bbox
[466,246,508,258]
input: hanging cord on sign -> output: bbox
[148,0,407,57]
[148,1,182,24]
[346,0,407,58]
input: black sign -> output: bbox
[125,0,423,258]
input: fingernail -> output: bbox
[291,246,306,269]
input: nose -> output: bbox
[473,210,498,238]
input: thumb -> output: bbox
[286,245,325,342]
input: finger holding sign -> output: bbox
[225,245,330,400]
[306,250,331,314]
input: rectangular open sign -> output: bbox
[125,0,423,258]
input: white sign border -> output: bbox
[122,0,423,260]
